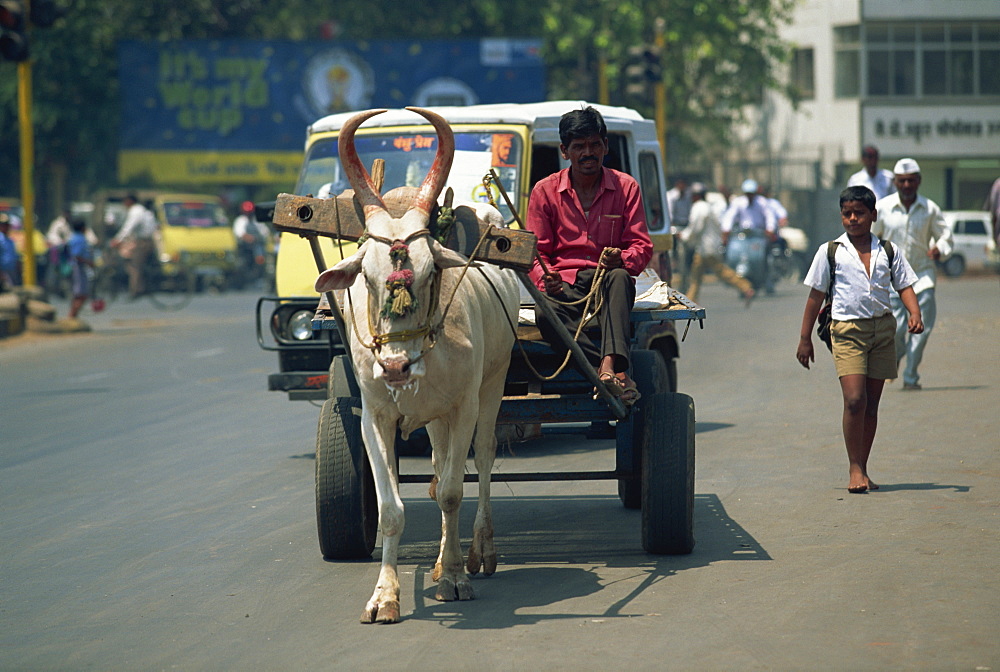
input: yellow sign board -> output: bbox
[119,150,303,186]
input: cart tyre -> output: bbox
[618,349,668,509]
[641,392,695,555]
[315,396,377,559]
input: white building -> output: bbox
[738,0,999,236]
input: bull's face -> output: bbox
[315,107,469,391]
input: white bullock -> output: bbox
[315,107,519,624]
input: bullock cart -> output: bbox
[272,187,705,560]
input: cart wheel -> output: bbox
[315,396,377,559]
[617,349,668,509]
[641,392,695,555]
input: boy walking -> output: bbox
[796,186,923,493]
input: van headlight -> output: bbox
[288,310,315,340]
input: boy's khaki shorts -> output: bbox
[831,314,897,379]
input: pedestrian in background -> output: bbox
[847,145,896,200]
[111,194,157,299]
[67,219,95,319]
[0,213,20,290]
[680,182,755,305]
[872,158,952,391]
[986,176,1000,247]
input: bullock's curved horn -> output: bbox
[405,106,455,217]
[338,109,389,214]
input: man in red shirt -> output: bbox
[526,106,653,403]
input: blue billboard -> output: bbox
[118,38,545,185]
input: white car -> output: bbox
[940,211,995,277]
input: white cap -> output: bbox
[690,181,707,195]
[741,178,758,194]
[893,158,921,175]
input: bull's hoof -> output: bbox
[360,599,400,624]
[467,531,496,577]
[435,574,475,602]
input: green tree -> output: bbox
[542,0,797,171]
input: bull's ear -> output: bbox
[428,238,470,269]
[315,243,367,291]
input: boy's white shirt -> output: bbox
[803,232,918,321]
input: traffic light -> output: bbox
[624,44,662,100]
[30,0,64,28]
[0,0,29,62]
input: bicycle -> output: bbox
[92,244,195,311]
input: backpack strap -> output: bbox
[880,238,894,267]
[825,241,841,300]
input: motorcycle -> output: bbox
[725,228,770,292]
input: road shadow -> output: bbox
[390,493,769,629]
[894,385,988,393]
[871,482,970,493]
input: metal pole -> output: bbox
[18,59,37,287]
[306,235,352,360]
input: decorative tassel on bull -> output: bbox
[382,240,418,318]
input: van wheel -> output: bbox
[942,255,965,277]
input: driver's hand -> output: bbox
[543,272,564,295]
[600,248,623,269]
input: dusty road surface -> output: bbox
[2,276,998,671]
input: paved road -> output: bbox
[2,277,998,671]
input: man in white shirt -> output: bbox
[847,145,896,201]
[872,158,953,390]
[680,182,754,304]
[111,194,158,298]
[720,179,778,242]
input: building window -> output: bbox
[834,26,860,98]
[791,48,815,100]
[836,21,1000,99]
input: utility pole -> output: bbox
[2,0,64,287]
[18,58,36,286]
[653,17,667,170]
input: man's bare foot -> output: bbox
[848,482,868,493]
[865,478,879,490]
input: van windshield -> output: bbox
[298,131,523,224]
[162,201,229,228]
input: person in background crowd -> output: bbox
[0,213,21,289]
[847,145,896,200]
[666,178,691,229]
[872,158,952,391]
[232,200,270,286]
[720,179,778,244]
[680,182,755,305]
[67,219,95,319]
[986,176,1000,247]
[111,194,158,299]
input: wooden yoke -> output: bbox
[272,191,537,273]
